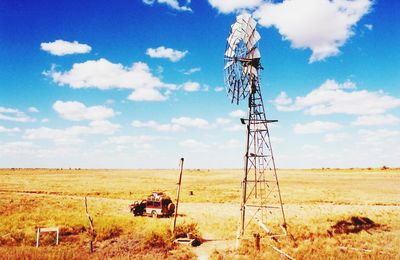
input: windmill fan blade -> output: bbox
[231,23,246,35]
[236,13,252,26]
[227,18,260,53]
[224,60,234,69]
[243,66,258,77]
[228,30,244,48]
[237,14,257,40]
[224,46,233,58]
[224,13,261,104]
[243,20,257,41]
[246,30,261,50]
[226,37,239,55]
[247,47,261,59]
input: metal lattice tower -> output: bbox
[223,13,287,241]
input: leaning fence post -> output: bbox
[85,196,95,253]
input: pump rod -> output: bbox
[173,158,184,233]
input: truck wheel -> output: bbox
[168,203,175,214]
[151,210,157,218]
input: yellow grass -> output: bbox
[0,168,399,259]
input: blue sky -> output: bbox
[0,0,399,168]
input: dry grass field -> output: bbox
[0,168,399,259]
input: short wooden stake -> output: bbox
[36,229,40,247]
[254,233,260,251]
[56,228,59,245]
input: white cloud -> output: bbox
[270,136,285,144]
[105,135,158,150]
[364,24,373,30]
[208,0,262,14]
[131,120,153,128]
[275,80,400,115]
[179,139,209,150]
[24,127,83,145]
[88,120,120,135]
[183,67,201,75]
[274,92,292,106]
[171,117,209,128]
[301,144,320,151]
[194,117,242,132]
[223,124,242,132]
[294,121,342,134]
[143,0,192,12]
[45,58,175,101]
[254,0,373,62]
[40,40,91,56]
[358,129,400,145]
[0,126,20,133]
[106,135,157,145]
[105,99,115,105]
[215,118,231,125]
[0,106,35,123]
[28,107,39,113]
[53,100,115,121]
[41,118,49,123]
[223,139,241,148]
[324,132,350,142]
[182,81,201,92]
[221,109,250,131]
[214,86,224,92]
[127,88,169,101]
[229,109,246,118]
[131,120,183,132]
[0,107,18,113]
[0,141,36,155]
[24,120,120,145]
[352,114,400,126]
[132,116,209,131]
[146,46,188,62]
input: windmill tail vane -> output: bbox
[223,13,287,240]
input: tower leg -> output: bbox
[238,92,253,241]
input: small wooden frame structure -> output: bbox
[36,227,59,247]
[174,237,195,246]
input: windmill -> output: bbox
[224,13,287,241]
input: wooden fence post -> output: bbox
[85,197,95,253]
